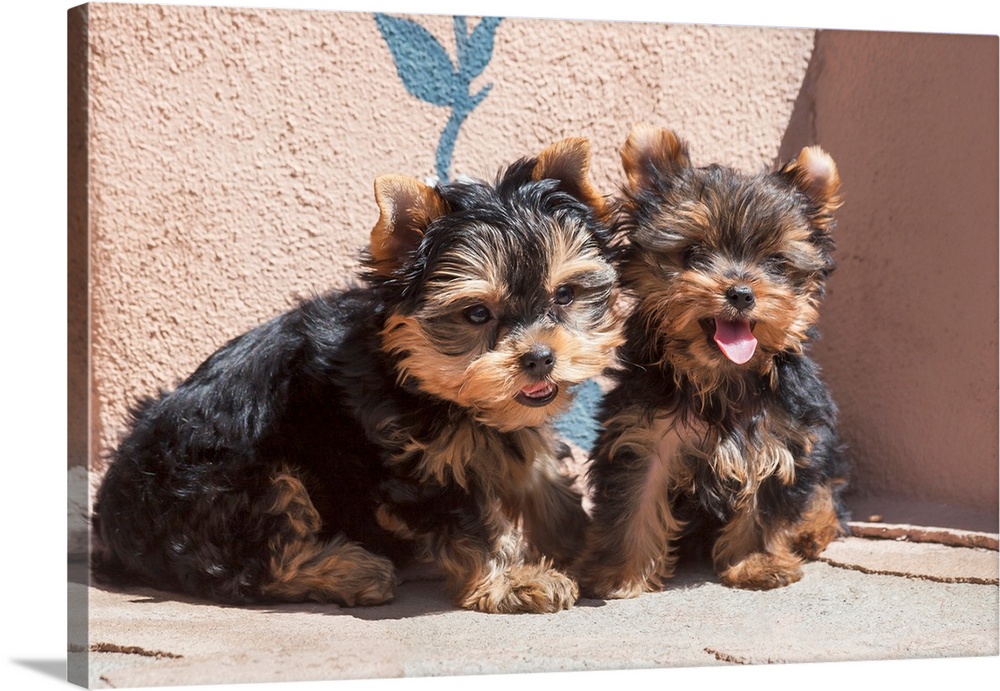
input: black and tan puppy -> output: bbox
[577,125,849,597]
[93,139,623,613]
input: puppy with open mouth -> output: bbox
[577,125,850,597]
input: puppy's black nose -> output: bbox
[520,346,556,378]
[725,285,756,311]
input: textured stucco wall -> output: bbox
[779,31,999,513]
[75,3,815,476]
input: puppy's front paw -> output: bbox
[718,552,802,591]
[508,565,579,613]
[464,563,579,614]
[576,563,658,600]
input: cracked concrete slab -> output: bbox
[76,534,1000,689]
[823,536,999,584]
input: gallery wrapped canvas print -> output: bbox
[68,2,998,688]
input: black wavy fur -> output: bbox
[94,291,409,601]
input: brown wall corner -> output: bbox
[785,29,999,516]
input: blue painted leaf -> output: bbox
[460,17,501,81]
[375,13,458,107]
[469,82,493,110]
[453,16,469,69]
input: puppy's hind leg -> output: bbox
[788,483,847,559]
[259,471,396,606]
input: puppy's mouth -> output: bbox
[515,380,559,407]
[701,318,758,365]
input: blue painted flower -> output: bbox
[375,14,501,182]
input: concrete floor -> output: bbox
[68,528,998,689]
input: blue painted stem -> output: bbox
[435,102,470,183]
[435,83,492,182]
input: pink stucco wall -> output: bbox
[70,3,997,527]
[73,3,813,462]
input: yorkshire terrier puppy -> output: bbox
[93,139,623,613]
[577,125,849,596]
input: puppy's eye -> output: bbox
[553,285,575,306]
[765,254,788,271]
[682,246,703,269]
[463,304,493,325]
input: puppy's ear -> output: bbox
[620,124,691,193]
[532,137,607,214]
[777,146,842,215]
[370,175,448,276]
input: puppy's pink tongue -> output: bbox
[713,318,757,365]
